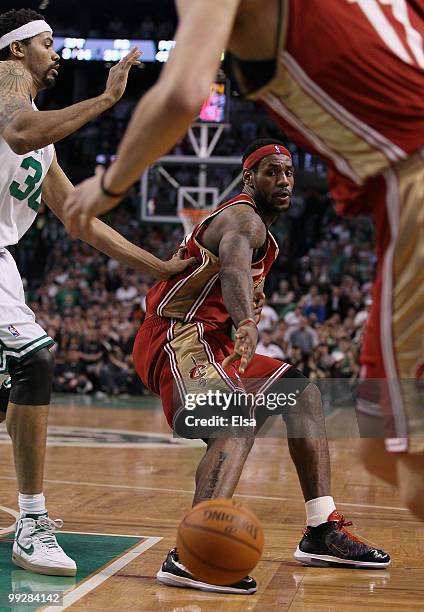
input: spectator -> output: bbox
[257,300,279,332]
[304,295,327,323]
[115,276,138,303]
[256,331,286,360]
[354,296,372,328]
[289,316,318,355]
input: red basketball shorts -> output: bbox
[356,151,424,453]
[133,315,295,432]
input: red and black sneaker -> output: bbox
[294,511,391,569]
[156,549,257,594]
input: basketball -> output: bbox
[177,498,264,585]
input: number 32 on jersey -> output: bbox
[9,155,44,213]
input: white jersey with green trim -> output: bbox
[0,102,54,249]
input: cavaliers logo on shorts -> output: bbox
[189,357,207,380]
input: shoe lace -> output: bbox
[33,517,64,549]
[333,513,365,544]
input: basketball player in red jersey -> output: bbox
[65,0,424,522]
[132,141,388,594]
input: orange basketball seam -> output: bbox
[178,532,255,575]
[181,521,263,555]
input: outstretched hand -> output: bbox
[222,322,258,374]
[161,246,197,279]
[104,47,142,104]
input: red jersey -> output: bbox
[230,0,424,214]
[145,195,278,329]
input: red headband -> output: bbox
[243,144,292,170]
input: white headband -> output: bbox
[0,20,52,50]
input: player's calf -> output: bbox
[6,348,77,576]
[194,435,255,505]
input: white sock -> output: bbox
[305,496,336,527]
[18,493,47,516]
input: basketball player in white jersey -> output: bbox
[0,8,194,576]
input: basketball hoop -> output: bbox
[178,207,211,235]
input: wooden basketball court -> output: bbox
[0,396,423,611]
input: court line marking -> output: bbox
[0,476,409,512]
[42,536,162,612]
[61,531,155,538]
[0,505,18,535]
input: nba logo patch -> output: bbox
[8,325,20,337]
[274,145,281,153]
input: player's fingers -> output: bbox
[222,352,240,369]
[235,327,249,340]
[125,47,141,66]
[239,345,255,373]
[174,247,186,260]
[239,355,250,374]
[181,256,197,267]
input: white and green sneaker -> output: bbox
[12,513,76,576]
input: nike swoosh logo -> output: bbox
[329,542,350,557]
[15,523,34,556]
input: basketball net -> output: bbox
[178,208,211,235]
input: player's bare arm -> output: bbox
[203,205,266,372]
[63,0,241,236]
[42,154,195,280]
[0,49,141,155]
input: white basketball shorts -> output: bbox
[0,248,53,377]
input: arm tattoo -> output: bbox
[0,62,32,94]
[219,211,266,325]
[0,62,32,133]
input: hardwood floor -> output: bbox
[0,399,422,611]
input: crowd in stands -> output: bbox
[14,192,375,401]
[16,8,374,400]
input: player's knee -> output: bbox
[295,381,323,415]
[9,348,54,406]
[302,381,322,404]
[279,371,322,418]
